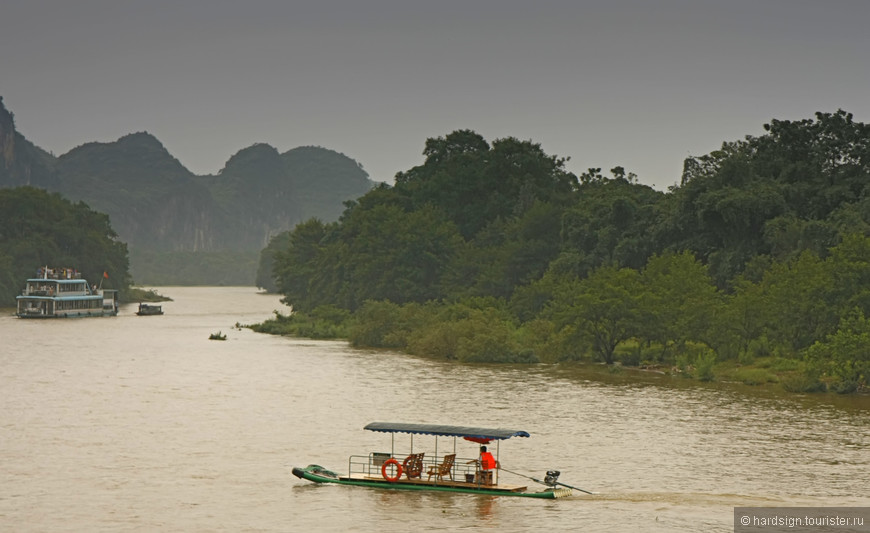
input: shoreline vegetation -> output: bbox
[247,308,867,397]
[124,287,172,304]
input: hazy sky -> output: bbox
[2,0,868,190]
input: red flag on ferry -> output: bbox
[103,271,109,279]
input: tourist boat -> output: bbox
[291,422,579,499]
[16,267,118,318]
[136,303,163,316]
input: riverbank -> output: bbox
[539,359,870,411]
[246,309,868,400]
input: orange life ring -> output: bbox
[381,458,403,482]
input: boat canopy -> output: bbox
[364,422,530,441]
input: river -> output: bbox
[1,287,867,532]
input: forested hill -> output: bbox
[263,114,870,393]
[0,187,131,304]
[51,133,374,252]
[0,96,375,283]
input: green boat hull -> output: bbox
[292,464,570,499]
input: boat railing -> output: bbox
[23,284,54,296]
[349,454,384,478]
[350,453,485,484]
[447,456,485,483]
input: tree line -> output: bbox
[257,111,870,393]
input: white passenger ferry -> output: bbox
[16,267,118,318]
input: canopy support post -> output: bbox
[496,440,500,485]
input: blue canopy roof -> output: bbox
[364,422,530,440]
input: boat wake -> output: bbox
[581,491,786,506]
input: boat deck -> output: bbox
[343,473,528,493]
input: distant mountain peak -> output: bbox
[219,143,282,175]
[282,145,370,181]
[68,131,168,155]
[284,145,365,166]
[238,142,280,156]
[116,131,165,148]
[60,131,192,179]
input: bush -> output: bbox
[731,368,774,386]
[248,310,293,334]
[454,313,524,363]
[516,319,562,363]
[694,351,716,382]
[349,300,404,348]
[248,306,349,339]
[407,322,461,360]
[804,309,870,393]
[674,354,693,377]
[311,304,351,324]
[830,379,860,394]
[759,357,801,372]
[781,371,826,393]
[747,336,773,360]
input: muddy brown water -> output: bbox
[2,287,867,532]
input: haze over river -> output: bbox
[2,287,868,532]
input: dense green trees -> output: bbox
[270,131,578,312]
[395,130,577,239]
[272,204,464,312]
[0,187,131,303]
[548,266,642,365]
[806,309,870,393]
[667,110,870,286]
[262,112,870,393]
[558,170,664,277]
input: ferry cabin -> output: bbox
[17,277,118,318]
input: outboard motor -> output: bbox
[544,470,561,487]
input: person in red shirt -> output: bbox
[477,445,499,485]
[479,446,497,471]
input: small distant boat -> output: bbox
[209,331,227,340]
[292,422,579,499]
[16,267,118,318]
[136,303,163,316]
